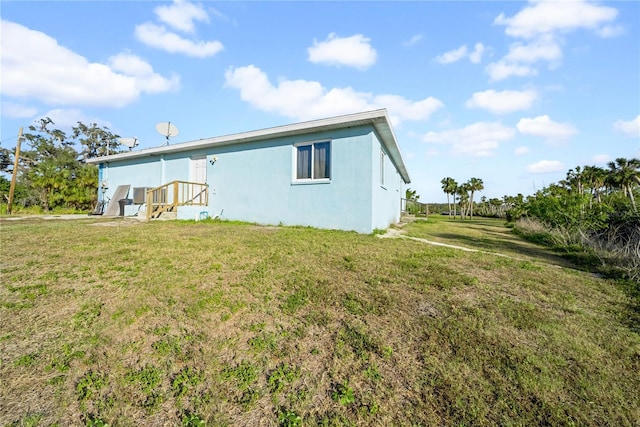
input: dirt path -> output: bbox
[379,226,522,260]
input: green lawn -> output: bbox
[1,216,638,426]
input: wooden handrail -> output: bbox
[146,180,208,220]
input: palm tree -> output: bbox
[440,177,457,217]
[405,188,418,201]
[564,166,584,196]
[466,177,484,218]
[455,182,471,219]
[607,157,640,212]
[582,165,606,205]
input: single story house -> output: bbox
[86,109,411,233]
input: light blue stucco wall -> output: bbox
[207,127,373,233]
[98,124,404,233]
[370,131,404,231]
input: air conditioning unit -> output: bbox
[133,187,167,204]
[133,187,148,204]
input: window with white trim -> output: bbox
[295,141,331,180]
[380,150,386,186]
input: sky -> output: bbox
[1,0,639,202]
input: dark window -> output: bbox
[296,141,330,180]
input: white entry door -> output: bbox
[190,157,207,183]
[190,157,207,203]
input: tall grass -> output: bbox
[514,216,640,284]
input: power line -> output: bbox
[0,134,19,146]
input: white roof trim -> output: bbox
[87,109,411,183]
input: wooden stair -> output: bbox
[146,180,208,221]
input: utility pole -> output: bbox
[7,127,23,215]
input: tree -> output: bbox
[564,166,584,196]
[0,147,12,173]
[72,122,123,161]
[466,177,484,218]
[405,187,419,201]
[457,182,471,220]
[8,117,119,211]
[582,165,607,205]
[606,157,640,212]
[441,177,457,217]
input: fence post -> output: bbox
[173,181,179,209]
[146,189,152,221]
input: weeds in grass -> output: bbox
[85,417,110,427]
[332,381,356,406]
[124,364,164,410]
[76,370,107,403]
[1,218,639,426]
[267,363,300,393]
[338,323,379,359]
[248,332,279,353]
[182,412,206,426]
[73,302,103,330]
[172,367,204,401]
[363,363,382,382]
[10,413,44,427]
[278,408,303,427]
[47,343,85,373]
[152,335,182,357]
[14,353,38,367]
[221,360,258,390]
[281,288,308,314]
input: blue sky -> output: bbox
[1,0,639,202]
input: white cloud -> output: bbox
[613,115,640,138]
[517,115,577,141]
[307,33,377,70]
[423,122,515,157]
[403,34,423,47]
[224,65,443,125]
[0,20,179,108]
[486,35,562,81]
[1,101,37,119]
[515,146,530,155]
[108,53,179,94]
[465,89,538,114]
[154,0,209,33]
[488,1,620,82]
[596,25,624,38]
[135,22,223,58]
[485,60,537,82]
[108,52,154,76]
[494,1,618,39]
[435,45,468,64]
[504,35,562,64]
[436,42,486,65]
[592,154,610,164]
[527,160,565,174]
[469,43,486,64]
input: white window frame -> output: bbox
[293,140,331,183]
[380,150,386,187]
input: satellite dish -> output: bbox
[156,122,179,145]
[119,137,139,150]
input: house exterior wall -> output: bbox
[370,131,404,231]
[97,124,403,233]
[206,126,374,233]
